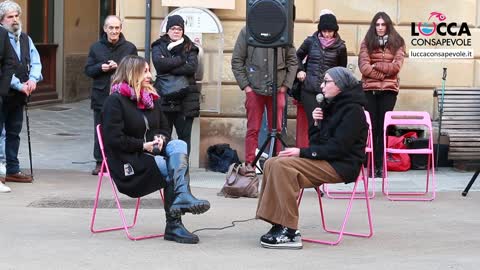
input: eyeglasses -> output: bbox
[169,26,183,32]
[323,79,335,84]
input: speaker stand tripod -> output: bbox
[462,169,480,196]
[251,47,288,172]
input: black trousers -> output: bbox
[364,90,397,169]
[164,112,194,155]
[93,109,102,163]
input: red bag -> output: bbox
[386,131,417,171]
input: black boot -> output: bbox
[374,158,383,178]
[163,183,199,244]
[168,153,210,217]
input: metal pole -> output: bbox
[436,67,447,168]
[144,0,152,63]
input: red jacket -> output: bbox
[358,40,405,92]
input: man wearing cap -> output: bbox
[85,15,137,175]
[256,67,368,249]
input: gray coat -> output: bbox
[231,27,298,96]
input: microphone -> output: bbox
[314,93,325,128]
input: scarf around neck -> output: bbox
[318,33,336,49]
[167,37,185,51]
[111,82,159,110]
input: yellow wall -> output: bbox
[64,0,100,54]
[117,0,480,166]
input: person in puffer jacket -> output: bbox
[358,11,405,178]
[151,15,200,156]
[295,10,347,148]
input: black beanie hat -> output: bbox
[318,13,339,32]
[166,15,185,31]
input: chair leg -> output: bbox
[383,152,436,201]
[321,152,375,200]
[301,169,374,245]
[90,162,164,241]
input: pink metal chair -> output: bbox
[382,111,436,201]
[322,110,375,199]
[297,166,374,245]
[90,124,165,241]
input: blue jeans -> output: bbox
[154,139,188,181]
[0,94,25,174]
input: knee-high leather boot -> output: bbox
[163,183,199,244]
[168,153,210,217]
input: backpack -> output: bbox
[207,144,241,173]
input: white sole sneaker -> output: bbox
[0,182,11,193]
[260,240,303,249]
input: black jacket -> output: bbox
[0,27,16,96]
[84,33,137,110]
[101,93,171,198]
[296,32,347,94]
[151,35,200,117]
[300,83,368,182]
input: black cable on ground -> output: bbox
[191,217,256,234]
[72,160,97,164]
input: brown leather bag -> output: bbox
[221,163,259,198]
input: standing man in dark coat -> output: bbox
[0,19,15,192]
[85,15,137,175]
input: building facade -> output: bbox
[17,0,480,167]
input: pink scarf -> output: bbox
[111,82,159,110]
[318,33,336,49]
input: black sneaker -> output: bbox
[260,226,302,249]
[261,224,283,240]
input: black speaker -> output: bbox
[246,0,294,48]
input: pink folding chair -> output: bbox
[322,110,375,199]
[382,111,436,201]
[297,167,374,245]
[90,124,165,240]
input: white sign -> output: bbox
[162,0,235,10]
[162,8,222,34]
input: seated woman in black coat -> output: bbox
[101,55,210,244]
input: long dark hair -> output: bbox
[364,12,405,54]
[161,33,194,52]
